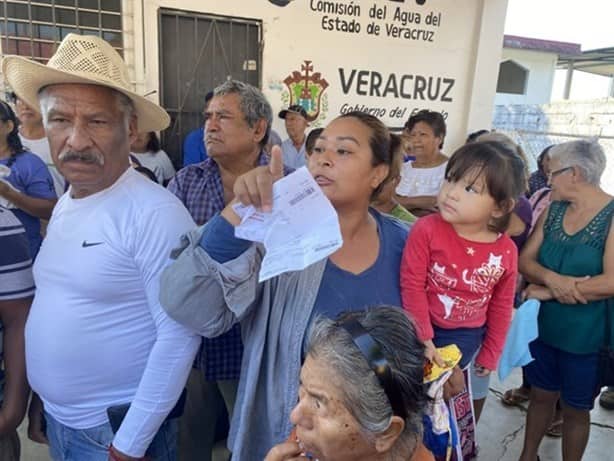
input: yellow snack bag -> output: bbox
[423,344,462,383]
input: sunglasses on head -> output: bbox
[336,318,408,420]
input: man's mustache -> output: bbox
[58,150,104,166]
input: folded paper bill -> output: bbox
[233,167,343,282]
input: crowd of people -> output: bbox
[0,32,612,461]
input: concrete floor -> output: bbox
[19,369,614,460]
[18,419,229,461]
[477,369,614,461]
[17,420,48,461]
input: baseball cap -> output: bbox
[278,104,308,119]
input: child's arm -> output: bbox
[400,219,435,344]
[475,249,518,371]
[0,295,31,435]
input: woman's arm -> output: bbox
[0,296,31,435]
[519,206,588,304]
[523,283,554,302]
[574,219,614,301]
[395,194,438,213]
[518,208,548,284]
[0,183,56,220]
[160,215,261,338]
[160,150,285,336]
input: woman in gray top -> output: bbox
[160,112,412,460]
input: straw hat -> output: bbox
[1,33,169,132]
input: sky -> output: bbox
[504,0,614,100]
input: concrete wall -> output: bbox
[494,48,558,106]
[125,0,508,152]
[0,0,509,152]
[493,99,614,193]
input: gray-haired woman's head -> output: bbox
[213,80,272,147]
[548,139,606,186]
[305,306,426,456]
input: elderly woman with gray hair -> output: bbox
[265,307,433,461]
[517,139,614,461]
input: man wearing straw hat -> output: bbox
[2,34,200,461]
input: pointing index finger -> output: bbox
[269,145,284,181]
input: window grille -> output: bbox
[1,0,122,63]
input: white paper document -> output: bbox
[233,167,343,282]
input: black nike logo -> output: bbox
[82,241,104,248]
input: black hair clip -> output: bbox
[337,318,408,420]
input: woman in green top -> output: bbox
[518,139,614,461]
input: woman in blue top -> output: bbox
[518,139,614,461]
[0,100,56,257]
[160,112,411,460]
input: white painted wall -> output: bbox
[124,0,508,152]
[494,47,557,106]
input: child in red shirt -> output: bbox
[401,140,525,373]
[401,141,526,458]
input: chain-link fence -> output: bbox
[493,102,614,194]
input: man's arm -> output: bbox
[111,204,200,458]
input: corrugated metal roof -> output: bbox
[504,34,582,56]
[557,46,614,77]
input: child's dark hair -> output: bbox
[0,100,26,167]
[404,110,446,149]
[305,127,324,155]
[337,111,396,199]
[445,141,526,233]
[145,131,161,152]
[465,129,490,144]
[475,132,529,192]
